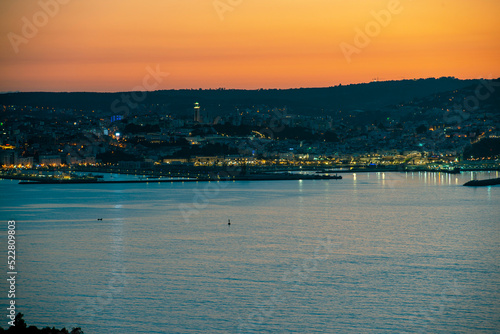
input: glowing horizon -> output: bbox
[1,0,499,92]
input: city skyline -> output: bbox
[1,0,499,92]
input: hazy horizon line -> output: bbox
[1,76,498,95]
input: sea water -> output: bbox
[0,171,499,333]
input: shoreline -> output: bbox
[1,167,498,185]
[9,173,343,185]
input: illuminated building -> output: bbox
[194,102,201,123]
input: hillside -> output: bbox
[0,77,488,116]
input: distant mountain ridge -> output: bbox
[0,77,495,116]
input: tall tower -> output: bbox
[194,102,201,123]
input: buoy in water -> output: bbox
[228,219,231,225]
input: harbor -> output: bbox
[7,171,343,184]
[3,164,500,185]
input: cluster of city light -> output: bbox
[1,164,32,169]
[0,162,100,169]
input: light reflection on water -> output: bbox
[0,172,499,333]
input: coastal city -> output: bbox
[1,1,500,333]
[1,79,499,182]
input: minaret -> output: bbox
[194,102,201,123]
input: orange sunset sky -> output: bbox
[0,0,499,92]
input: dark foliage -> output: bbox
[0,313,83,334]
[323,131,340,142]
[415,124,428,134]
[190,126,218,136]
[213,124,253,137]
[273,126,315,141]
[127,137,189,148]
[213,123,339,142]
[124,123,161,134]
[97,150,141,163]
[463,138,500,159]
[169,143,238,158]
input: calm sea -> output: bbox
[0,171,499,333]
